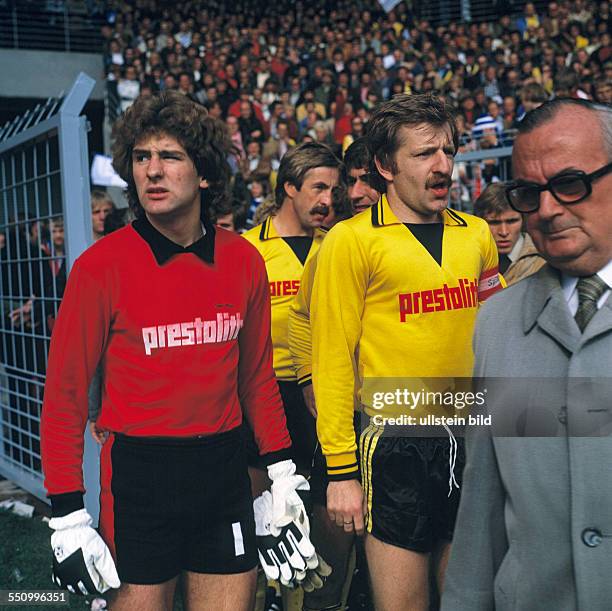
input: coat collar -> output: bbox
[520,264,612,352]
[370,194,468,228]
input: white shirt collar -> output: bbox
[561,259,612,309]
[508,233,524,263]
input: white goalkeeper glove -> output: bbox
[267,459,311,535]
[49,509,120,595]
[254,490,316,587]
[255,459,331,589]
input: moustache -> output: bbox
[426,174,452,189]
[536,220,581,234]
[310,205,330,217]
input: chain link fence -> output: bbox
[0,73,97,507]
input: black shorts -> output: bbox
[243,380,317,473]
[360,425,465,553]
[99,427,258,584]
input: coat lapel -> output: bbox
[522,265,581,353]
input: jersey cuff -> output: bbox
[49,491,85,517]
[297,374,312,388]
[325,452,359,480]
[260,447,293,467]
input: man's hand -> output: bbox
[327,479,365,535]
[9,299,33,328]
[49,509,120,595]
[88,421,109,445]
[302,385,317,419]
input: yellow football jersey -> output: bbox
[243,216,326,381]
[311,195,503,477]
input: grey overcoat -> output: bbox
[442,264,612,611]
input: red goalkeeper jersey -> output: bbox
[42,217,290,504]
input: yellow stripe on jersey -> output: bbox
[312,195,503,476]
[243,216,326,381]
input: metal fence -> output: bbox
[0,72,96,505]
[453,145,514,214]
[0,4,104,52]
[415,0,552,26]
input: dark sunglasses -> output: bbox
[505,162,612,213]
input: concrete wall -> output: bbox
[0,49,104,100]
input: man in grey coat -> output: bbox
[441,98,612,610]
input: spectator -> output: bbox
[246,178,269,228]
[90,190,115,242]
[226,115,245,162]
[517,82,548,120]
[239,140,272,183]
[238,100,266,143]
[474,183,545,284]
[117,65,140,112]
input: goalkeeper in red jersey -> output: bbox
[41,91,320,610]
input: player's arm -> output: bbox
[312,224,366,477]
[311,224,368,531]
[288,254,318,416]
[238,249,292,463]
[477,222,504,303]
[41,259,119,595]
[41,259,111,511]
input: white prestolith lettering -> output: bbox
[142,312,244,355]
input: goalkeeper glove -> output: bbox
[267,459,311,534]
[300,553,333,592]
[254,490,315,587]
[255,459,331,589]
[49,509,120,595]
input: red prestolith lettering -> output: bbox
[398,278,479,321]
[269,279,301,297]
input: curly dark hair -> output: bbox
[111,91,232,219]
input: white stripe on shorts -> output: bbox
[232,522,245,556]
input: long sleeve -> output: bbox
[288,254,318,386]
[238,252,292,463]
[311,223,368,480]
[41,259,111,511]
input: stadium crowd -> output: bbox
[100,0,611,228]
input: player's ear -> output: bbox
[374,156,393,183]
[199,178,209,189]
[284,182,298,199]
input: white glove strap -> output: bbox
[267,459,296,481]
[49,509,92,531]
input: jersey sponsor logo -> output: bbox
[142,313,244,355]
[269,279,300,297]
[398,278,478,321]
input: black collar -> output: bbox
[133,214,216,265]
